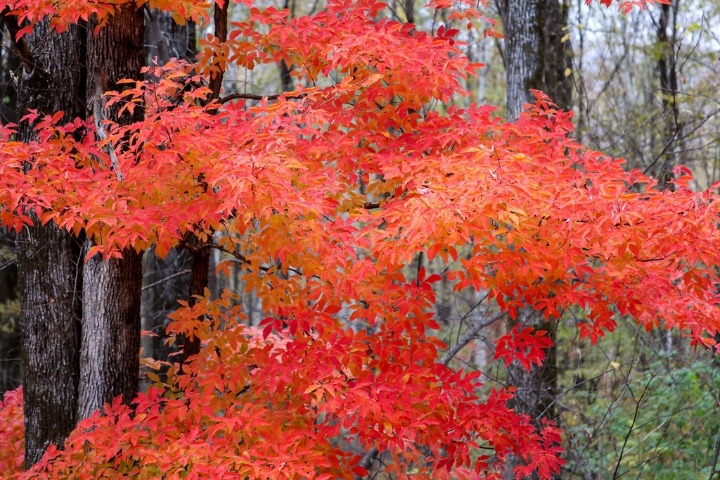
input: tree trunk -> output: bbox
[17,224,82,466]
[655,1,680,186]
[497,0,572,121]
[140,8,198,380]
[78,4,145,420]
[496,1,570,478]
[78,249,143,418]
[10,17,87,466]
[144,8,196,66]
[277,0,295,92]
[180,2,227,364]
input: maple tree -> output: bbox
[0,0,715,478]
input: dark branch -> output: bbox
[218,91,308,104]
[141,269,192,291]
[440,311,505,366]
[1,9,34,72]
[354,447,379,480]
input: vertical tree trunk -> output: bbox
[9,17,86,466]
[654,1,680,356]
[278,0,295,92]
[78,251,143,417]
[497,0,572,121]
[144,8,197,66]
[1,26,23,395]
[181,1,227,364]
[141,8,198,380]
[655,1,680,186]
[78,4,145,419]
[496,1,571,478]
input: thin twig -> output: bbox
[0,9,34,72]
[440,311,505,366]
[141,269,192,291]
[613,377,653,479]
[709,422,720,480]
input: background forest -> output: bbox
[1,0,719,478]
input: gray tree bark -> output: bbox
[497,0,572,121]
[8,16,86,466]
[655,1,680,186]
[78,250,143,418]
[144,8,196,66]
[78,4,145,420]
[496,1,571,478]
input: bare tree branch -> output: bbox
[1,8,34,72]
[440,311,505,366]
[218,91,308,104]
[141,269,191,291]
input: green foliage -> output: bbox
[0,300,19,333]
[560,317,720,478]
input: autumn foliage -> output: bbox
[0,0,716,478]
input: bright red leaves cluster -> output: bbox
[0,0,714,479]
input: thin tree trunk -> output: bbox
[278,0,295,92]
[78,4,145,419]
[181,1,227,364]
[655,1,680,186]
[141,9,198,380]
[144,8,197,66]
[8,16,87,466]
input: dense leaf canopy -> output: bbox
[0,0,713,478]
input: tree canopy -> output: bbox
[0,0,714,479]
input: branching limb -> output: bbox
[440,311,505,366]
[0,9,34,72]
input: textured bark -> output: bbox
[506,314,559,421]
[78,249,143,418]
[78,4,145,420]
[497,0,572,122]
[17,225,82,465]
[144,8,197,66]
[496,2,569,478]
[9,18,86,466]
[85,5,145,130]
[180,246,210,363]
[655,1,680,186]
[208,1,229,99]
